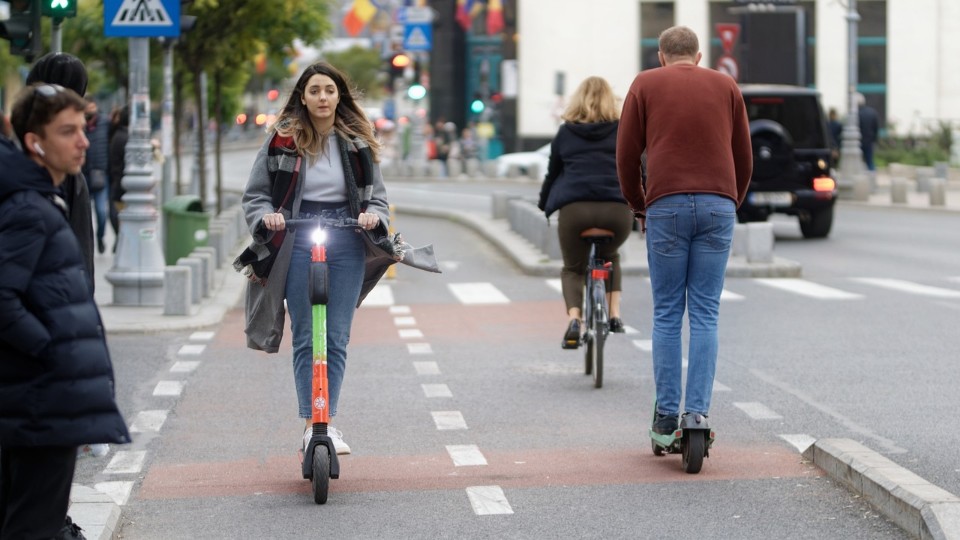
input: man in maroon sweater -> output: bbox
[617,26,752,436]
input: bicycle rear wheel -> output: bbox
[589,302,605,388]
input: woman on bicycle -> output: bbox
[537,76,634,347]
[235,62,392,456]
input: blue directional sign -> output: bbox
[104,0,181,37]
[403,6,432,52]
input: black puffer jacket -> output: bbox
[538,121,627,218]
[0,137,130,448]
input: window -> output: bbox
[640,2,675,70]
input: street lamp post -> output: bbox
[837,0,864,195]
[105,37,165,306]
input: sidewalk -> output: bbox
[72,172,960,539]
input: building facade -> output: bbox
[513,0,960,150]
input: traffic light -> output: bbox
[41,0,77,19]
[0,0,42,59]
[387,53,412,90]
[470,97,485,114]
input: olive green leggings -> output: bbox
[556,201,634,312]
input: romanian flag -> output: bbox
[343,0,378,37]
[486,0,504,35]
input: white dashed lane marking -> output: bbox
[393,316,417,327]
[852,277,960,298]
[153,381,184,397]
[755,278,863,300]
[170,361,199,373]
[407,343,433,355]
[389,305,411,315]
[734,402,783,420]
[632,339,651,352]
[421,383,452,398]
[95,481,134,506]
[129,410,169,433]
[104,451,146,475]
[413,361,441,375]
[362,284,395,306]
[398,328,424,339]
[448,282,510,304]
[177,344,206,356]
[431,411,468,430]
[466,486,514,515]
[447,445,487,466]
[188,331,215,342]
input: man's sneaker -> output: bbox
[652,412,679,436]
[303,426,351,455]
[328,427,351,455]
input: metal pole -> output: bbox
[161,38,175,209]
[838,0,863,192]
[51,20,62,53]
[105,38,166,306]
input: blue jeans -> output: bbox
[284,206,365,419]
[91,184,109,243]
[645,194,736,417]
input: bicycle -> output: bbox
[580,228,614,389]
[285,215,359,505]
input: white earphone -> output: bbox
[33,142,45,157]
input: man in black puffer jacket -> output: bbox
[0,84,130,539]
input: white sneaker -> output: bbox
[303,426,351,455]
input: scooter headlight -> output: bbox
[311,227,327,245]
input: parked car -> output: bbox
[739,84,837,238]
[495,143,551,178]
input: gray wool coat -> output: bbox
[238,132,440,353]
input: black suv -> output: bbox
[739,85,837,238]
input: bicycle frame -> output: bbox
[583,240,612,388]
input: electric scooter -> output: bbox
[288,217,358,504]
[649,402,715,474]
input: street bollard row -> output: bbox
[382,158,503,180]
[163,203,248,316]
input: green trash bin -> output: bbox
[163,195,210,265]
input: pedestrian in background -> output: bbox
[1,83,130,540]
[108,105,129,252]
[26,52,96,290]
[617,26,752,435]
[235,62,439,457]
[83,98,111,254]
[857,93,880,172]
[827,107,842,163]
[537,76,632,347]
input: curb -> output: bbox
[804,439,960,539]
[68,484,120,540]
[395,204,803,278]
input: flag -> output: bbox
[456,0,472,30]
[486,0,504,35]
[343,0,378,37]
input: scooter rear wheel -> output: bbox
[651,438,664,456]
[682,430,705,474]
[312,446,330,504]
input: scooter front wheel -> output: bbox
[682,430,705,474]
[312,446,331,504]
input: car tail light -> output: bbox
[813,176,836,192]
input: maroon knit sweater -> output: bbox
[616,64,753,214]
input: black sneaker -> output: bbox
[56,516,87,540]
[609,317,625,333]
[652,412,679,435]
[561,319,581,349]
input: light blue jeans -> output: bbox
[284,206,365,419]
[645,193,736,417]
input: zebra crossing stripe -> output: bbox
[177,344,205,356]
[413,361,440,375]
[407,343,433,355]
[94,481,134,506]
[431,411,468,430]
[448,283,510,304]
[446,444,487,466]
[189,331,215,342]
[105,451,146,475]
[153,381,183,397]
[734,402,783,420]
[852,277,960,298]
[755,278,863,299]
[129,410,168,433]
[422,383,452,398]
[170,361,199,373]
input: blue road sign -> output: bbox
[403,6,432,52]
[104,0,181,37]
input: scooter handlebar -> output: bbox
[284,217,360,230]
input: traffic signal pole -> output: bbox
[51,18,61,52]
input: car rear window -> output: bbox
[744,95,827,149]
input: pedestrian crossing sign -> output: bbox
[104,0,181,37]
[403,23,432,52]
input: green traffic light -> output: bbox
[407,84,427,101]
[470,99,485,114]
[42,0,77,18]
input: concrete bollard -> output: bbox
[492,191,519,219]
[428,160,444,178]
[464,158,481,177]
[506,163,522,178]
[542,222,561,259]
[852,173,871,201]
[915,166,935,193]
[482,160,499,178]
[934,161,950,181]
[163,266,192,316]
[891,177,909,204]
[206,225,224,266]
[527,163,542,181]
[745,222,774,264]
[446,159,463,178]
[929,177,947,206]
[193,245,221,272]
[176,257,203,304]
[732,223,747,257]
[190,249,215,297]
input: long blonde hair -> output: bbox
[561,76,620,124]
[273,62,380,162]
